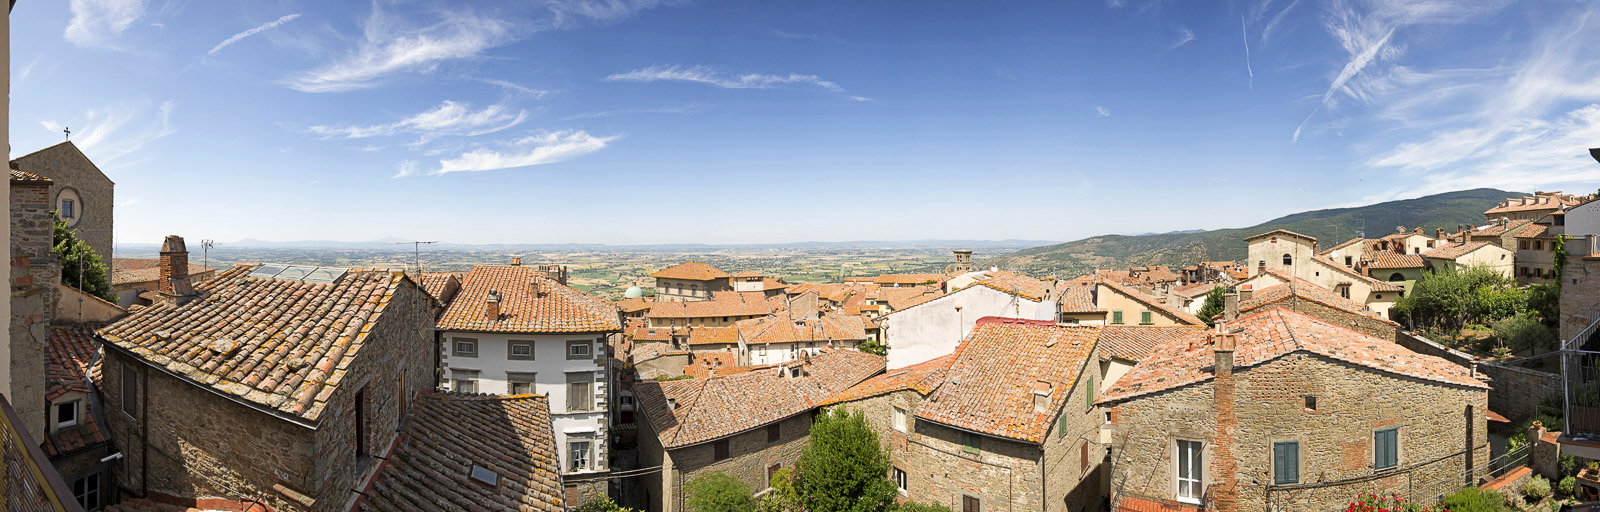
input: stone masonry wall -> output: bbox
[101,348,317,512]
[1107,352,1488,512]
[904,420,1044,512]
[11,180,58,442]
[1561,257,1600,344]
[310,277,437,512]
[1477,362,1561,427]
[1045,354,1110,512]
[664,413,813,512]
[11,142,114,281]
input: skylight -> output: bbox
[470,465,498,486]
[247,264,350,284]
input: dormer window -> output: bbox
[56,401,78,429]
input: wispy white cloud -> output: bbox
[606,65,870,101]
[1258,0,1301,43]
[424,130,618,175]
[547,0,681,26]
[476,78,557,99]
[65,0,145,47]
[1241,15,1254,90]
[561,103,705,121]
[1169,27,1195,50]
[39,100,177,166]
[772,30,839,42]
[284,6,518,93]
[308,100,527,142]
[395,160,420,178]
[208,13,302,57]
[1095,106,1112,118]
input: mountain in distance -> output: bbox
[985,188,1519,277]
[116,238,1060,254]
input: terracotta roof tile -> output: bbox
[357,392,563,512]
[915,323,1099,444]
[1361,250,1426,269]
[1098,307,1487,404]
[1239,278,1398,325]
[645,291,778,320]
[438,265,621,334]
[1171,282,1219,298]
[1099,280,1205,325]
[97,264,410,421]
[1485,194,1583,215]
[1117,495,1202,512]
[1099,326,1205,362]
[635,349,884,448]
[110,262,217,286]
[44,327,110,457]
[1058,285,1102,313]
[735,313,867,346]
[1421,241,1495,261]
[418,272,462,304]
[8,167,51,183]
[973,270,1048,301]
[650,261,730,281]
[688,326,740,346]
[819,354,954,406]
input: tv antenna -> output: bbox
[391,241,437,275]
[200,239,215,270]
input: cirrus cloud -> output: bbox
[423,130,619,176]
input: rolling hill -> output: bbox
[986,188,1518,276]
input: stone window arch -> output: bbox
[1282,254,1292,266]
[1388,273,1405,282]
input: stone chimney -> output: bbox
[1211,330,1241,512]
[529,279,543,298]
[1223,291,1239,321]
[157,235,197,306]
[1437,228,1445,240]
[1032,381,1052,414]
[485,291,501,320]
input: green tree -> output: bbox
[795,408,897,512]
[755,467,803,512]
[1393,264,1517,337]
[574,497,639,512]
[1493,314,1557,353]
[53,215,115,302]
[685,472,754,512]
[1197,286,1226,327]
[859,338,887,356]
[1528,284,1560,327]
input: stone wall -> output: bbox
[11,180,58,441]
[903,419,1044,512]
[663,412,813,512]
[1477,362,1561,426]
[1561,257,1600,344]
[1106,352,1489,512]
[11,142,114,281]
[1394,332,1476,367]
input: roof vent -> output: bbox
[469,465,499,486]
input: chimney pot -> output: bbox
[511,256,521,266]
[485,291,501,320]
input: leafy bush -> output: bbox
[1198,287,1226,327]
[794,408,897,512]
[1440,487,1505,512]
[895,502,955,512]
[1529,284,1559,327]
[1395,265,1519,337]
[1346,493,1434,512]
[859,338,887,356]
[1559,476,1576,497]
[685,472,754,512]
[1560,454,1578,477]
[574,497,638,512]
[1477,286,1529,323]
[1525,476,1551,502]
[755,468,802,512]
[1493,314,1556,353]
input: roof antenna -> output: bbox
[390,241,437,276]
[201,239,215,271]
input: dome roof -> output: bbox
[624,286,644,298]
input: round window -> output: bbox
[57,187,83,227]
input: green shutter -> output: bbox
[1274,442,1299,484]
[1086,377,1096,410]
[1112,311,1123,324]
[1058,414,1068,438]
[1141,311,1152,324]
[1375,429,1398,469]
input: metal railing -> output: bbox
[1562,312,1600,437]
[1265,443,1520,512]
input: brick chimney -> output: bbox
[485,291,501,320]
[511,256,521,266]
[157,235,197,306]
[1211,330,1240,512]
[1437,228,1445,240]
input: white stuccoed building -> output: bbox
[436,264,623,497]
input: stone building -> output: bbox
[10,142,114,283]
[644,291,780,328]
[435,263,622,503]
[352,392,566,511]
[880,271,1056,369]
[1098,307,1490,512]
[1226,274,1401,341]
[1095,280,1206,327]
[95,236,436,512]
[1482,191,1586,222]
[45,327,116,511]
[11,168,58,443]
[633,349,884,512]
[1245,230,1404,318]
[651,261,732,302]
[1421,241,1515,278]
[735,310,868,366]
[824,318,1110,512]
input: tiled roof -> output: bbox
[1361,250,1426,269]
[645,291,778,320]
[1171,282,1219,298]
[731,271,764,278]
[1098,280,1205,325]
[1097,307,1487,404]
[1099,326,1205,362]
[632,342,686,363]
[688,326,740,346]
[1239,278,1397,325]
[438,265,621,334]
[1472,219,1535,237]
[650,261,731,281]
[626,319,673,342]
[819,354,954,406]
[1058,285,1102,313]
[849,273,947,286]
[635,349,884,449]
[916,323,1099,444]
[45,327,109,457]
[1485,195,1583,214]
[1244,229,1316,242]
[973,270,1048,301]
[735,313,868,346]
[1116,495,1202,512]
[1517,224,1550,238]
[110,262,218,286]
[418,272,461,304]
[1310,255,1404,292]
[1421,241,1495,261]
[881,286,943,310]
[615,296,653,314]
[8,167,51,183]
[97,264,410,422]
[357,392,563,512]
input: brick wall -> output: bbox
[10,180,58,441]
[1107,352,1488,512]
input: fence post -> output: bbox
[1530,421,1559,479]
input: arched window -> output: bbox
[1388,273,1405,282]
[1282,254,1292,265]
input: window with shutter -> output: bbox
[1274,442,1299,484]
[1375,428,1398,470]
[1112,311,1123,324]
[963,495,981,512]
[1086,376,1096,411]
[1140,311,1152,324]
[1081,442,1089,472]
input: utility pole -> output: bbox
[391,241,437,275]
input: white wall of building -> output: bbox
[1569,201,1600,239]
[881,285,1048,369]
[439,330,611,475]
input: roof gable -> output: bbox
[438,265,621,334]
[915,324,1099,444]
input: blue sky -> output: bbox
[11,0,1600,246]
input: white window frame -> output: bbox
[893,466,908,494]
[892,407,907,432]
[72,472,100,511]
[56,400,79,428]
[570,441,591,472]
[454,338,477,356]
[1175,439,1204,505]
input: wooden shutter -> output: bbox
[1274,442,1298,484]
[1112,311,1123,324]
[1141,311,1152,324]
[963,495,980,512]
[1086,377,1096,409]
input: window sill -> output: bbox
[1175,498,1202,506]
